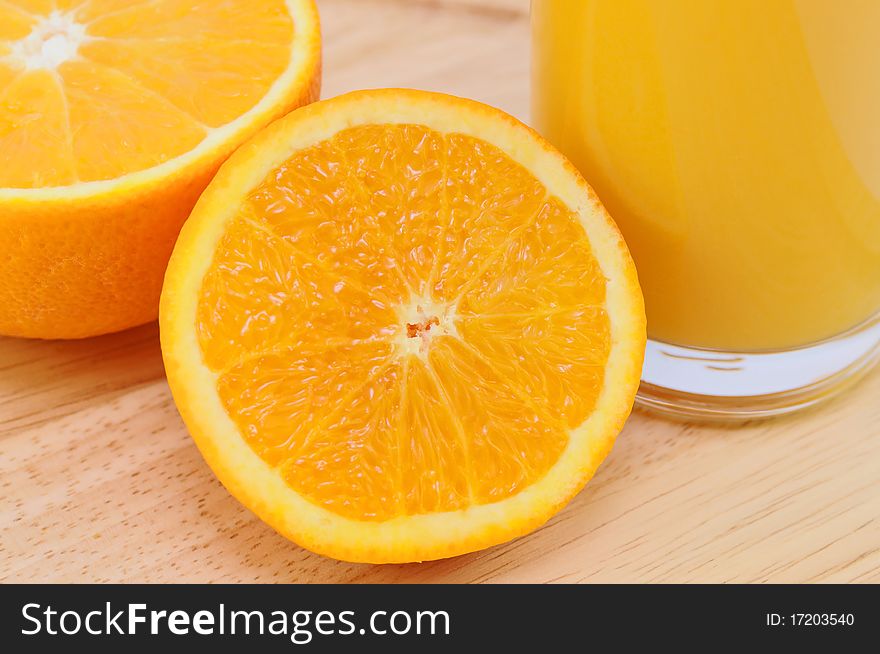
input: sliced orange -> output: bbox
[160,90,646,563]
[0,0,320,338]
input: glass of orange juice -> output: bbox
[532,0,880,419]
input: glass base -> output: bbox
[636,314,880,422]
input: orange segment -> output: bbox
[336,125,448,295]
[245,136,409,306]
[399,357,471,515]
[433,134,548,302]
[0,71,76,187]
[59,59,207,182]
[196,217,318,371]
[457,196,609,315]
[218,341,396,469]
[61,0,160,20]
[4,0,53,15]
[78,38,291,127]
[282,362,403,521]
[456,307,609,429]
[196,216,397,372]
[0,0,320,339]
[85,0,291,42]
[0,6,35,40]
[160,89,646,563]
[428,336,569,503]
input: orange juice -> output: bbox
[533,0,880,351]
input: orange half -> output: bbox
[160,89,645,563]
[0,0,320,338]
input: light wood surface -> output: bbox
[2,0,879,584]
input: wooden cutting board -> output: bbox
[2,0,879,583]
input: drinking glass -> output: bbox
[532,0,880,419]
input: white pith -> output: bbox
[7,11,88,71]
[394,297,458,358]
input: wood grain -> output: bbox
[2,0,879,583]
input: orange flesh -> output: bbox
[196,124,611,521]
[0,0,292,187]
